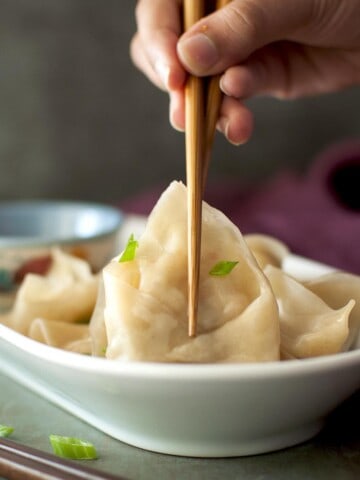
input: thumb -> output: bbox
[177,0,314,76]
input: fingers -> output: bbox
[177,0,312,76]
[177,0,360,78]
[130,34,166,90]
[167,87,253,145]
[131,0,186,91]
[220,42,360,100]
[169,89,185,131]
[217,96,254,145]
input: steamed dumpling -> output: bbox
[244,234,289,270]
[264,265,354,359]
[0,249,98,335]
[89,278,108,355]
[29,318,91,353]
[99,181,280,363]
[304,272,360,351]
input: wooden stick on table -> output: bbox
[0,437,125,480]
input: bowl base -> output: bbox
[87,419,324,458]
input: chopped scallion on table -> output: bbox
[49,435,97,460]
[0,424,14,437]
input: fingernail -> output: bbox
[169,93,184,132]
[218,117,244,146]
[178,34,218,72]
[170,113,184,132]
[219,76,231,96]
[229,138,246,146]
[155,60,171,89]
[218,116,229,138]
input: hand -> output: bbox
[131,0,360,145]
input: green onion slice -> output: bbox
[0,424,14,437]
[49,435,97,460]
[119,234,138,263]
[209,260,239,276]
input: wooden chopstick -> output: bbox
[0,437,127,480]
[203,0,232,189]
[184,0,231,336]
[183,0,206,337]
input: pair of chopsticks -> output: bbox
[0,437,127,480]
[184,0,230,337]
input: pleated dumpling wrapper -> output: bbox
[304,272,360,351]
[264,265,355,359]
[28,318,91,353]
[101,181,280,362]
[0,248,98,337]
[244,234,289,269]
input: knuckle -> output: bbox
[223,0,266,44]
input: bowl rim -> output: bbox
[0,200,123,247]
[0,322,359,381]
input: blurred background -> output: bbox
[0,0,359,204]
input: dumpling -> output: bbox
[89,278,108,356]
[29,318,91,353]
[0,248,98,336]
[304,272,360,351]
[97,181,280,363]
[264,265,354,359]
[244,234,289,269]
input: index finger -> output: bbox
[135,0,186,90]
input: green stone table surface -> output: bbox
[0,372,359,480]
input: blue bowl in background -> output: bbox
[0,201,123,297]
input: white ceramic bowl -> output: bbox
[0,201,123,295]
[0,321,359,458]
[0,252,359,458]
